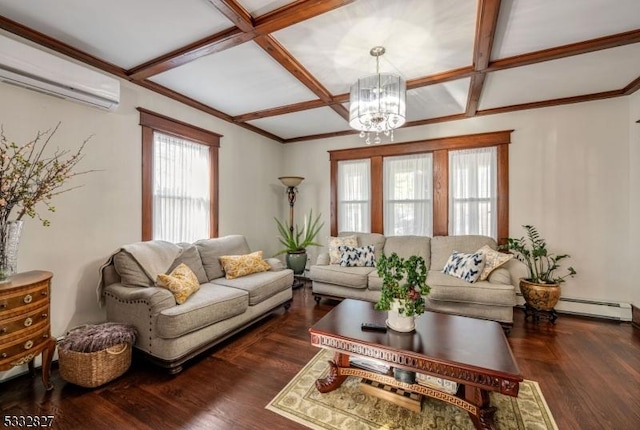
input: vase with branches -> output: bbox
[0,123,93,280]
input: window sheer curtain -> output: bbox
[449,147,497,239]
[338,159,371,232]
[383,154,433,236]
[153,132,210,243]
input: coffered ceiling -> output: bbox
[1,0,639,143]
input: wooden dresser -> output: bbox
[0,271,55,390]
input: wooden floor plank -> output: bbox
[1,284,639,429]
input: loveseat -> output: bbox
[309,233,521,326]
[98,235,293,373]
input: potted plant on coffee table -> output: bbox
[500,225,577,322]
[374,252,430,332]
[274,209,323,276]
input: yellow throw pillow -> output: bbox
[476,245,514,281]
[157,263,200,304]
[328,235,358,264]
[219,251,270,279]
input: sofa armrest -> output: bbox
[104,283,176,316]
[265,257,285,271]
[502,259,528,288]
[487,267,511,285]
[316,253,330,266]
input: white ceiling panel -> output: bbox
[0,0,232,69]
[480,44,640,110]
[237,0,292,17]
[493,0,640,59]
[406,78,470,121]
[150,41,318,116]
[248,107,350,140]
[273,0,477,95]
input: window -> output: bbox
[329,130,510,241]
[139,108,220,242]
[449,147,497,238]
[338,159,371,232]
[383,154,433,236]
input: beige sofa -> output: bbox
[309,233,520,327]
[100,235,293,373]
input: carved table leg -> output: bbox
[315,352,349,393]
[465,385,496,430]
[40,338,56,391]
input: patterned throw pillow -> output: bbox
[219,251,271,279]
[328,235,358,264]
[443,251,485,283]
[339,245,376,267]
[476,245,514,281]
[156,263,200,304]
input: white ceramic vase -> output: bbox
[386,300,416,332]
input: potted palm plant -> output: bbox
[374,253,430,332]
[274,209,323,275]
[500,225,577,313]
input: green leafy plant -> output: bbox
[374,253,430,316]
[274,209,323,254]
[500,224,577,284]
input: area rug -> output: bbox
[266,349,558,430]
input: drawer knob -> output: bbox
[41,290,48,296]
[24,317,33,327]
[41,313,48,318]
[1,327,6,333]
[24,340,34,350]
[1,353,7,359]
[42,334,49,339]
[0,303,6,309]
[23,294,33,304]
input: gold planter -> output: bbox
[519,279,560,311]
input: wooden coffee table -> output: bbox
[309,299,522,430]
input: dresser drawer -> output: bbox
[0,304,49,340]
[0,281,50,317]
[0,325,51,365]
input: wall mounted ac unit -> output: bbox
[0,34,120,110]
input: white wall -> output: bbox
[629,91,640,309]
[0,73,286,380]
[284,97,635,311]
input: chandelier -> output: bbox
[349,46,406,144]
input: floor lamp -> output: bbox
[278,176,305,289]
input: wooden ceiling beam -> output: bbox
[331,104,350,121]
[207,0,254,32]
[255,35,333,102]
[138,80,283,142]
[466,0,501,116]
[0,16,127,79]
[127,0,356,80]
[623,75,640,95]
[487,29,640,72]
[233,99,328,122]
[476,89,624,117]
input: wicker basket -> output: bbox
[58,342,132,388]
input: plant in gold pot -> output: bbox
[375,253,430,332]
[500,225,577,317]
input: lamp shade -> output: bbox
[278,176,304,187]
[349,72,406,133]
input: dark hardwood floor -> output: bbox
[2,285,639,429]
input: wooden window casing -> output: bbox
[329,130,512,242]
[138,108,221,241]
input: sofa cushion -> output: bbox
[195,235,251,281]
[156,263,201,304]
[155,283,248,339]
[328,235,358,264]
[382,236,431,268]
[476,245,514,281]
[309,264,375,289]
[113,251,154,288]
[339,245,376,267]
[219,251,271,279]
[210,269,292,306]
[340,232,386,262]
[430,235,496,271]
[168,243,208,284]
[427,271,515,306]
[443,251,485,283]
